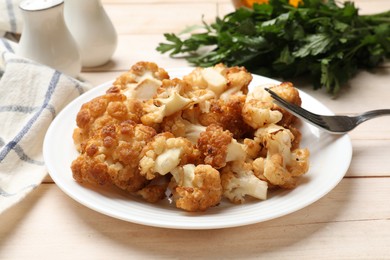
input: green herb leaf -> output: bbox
[293,34,333,57]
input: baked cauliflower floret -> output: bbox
[242,138,266,160]
[72,93,143,152]
[71,120,157,192]
[197,124,245,169]
[199,66,227,96]
[161,112,187,137]
[221,161,268,204]
[242,86,283,129]
[288,148,310,177]
[255,124,294,164]
[139,132,200,180]
[170,164,222,212]
[110,61,169,100]
[220,65,252,98]
[162,112,207,143]
[251,157,271,185]
[269,82,301,127]
[183,121,208,144]
[136,175,170,203]
[254,124,310,189]
[197,94,253,139]
[141,79,193,125]
[183,64,252,98]
[137,184,167,203]
[183,64,226,96]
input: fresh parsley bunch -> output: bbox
[157,0,390,94]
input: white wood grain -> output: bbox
[104,3,218,34]
[1,179,389,259]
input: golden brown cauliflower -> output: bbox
[161,112,187,138]
[183,63,252,98]
[71,120,157,192]
[197,124,245,169]
[141,79,193,126]
[170,164,222,212]
[109,61,169,100]
[113,61,169,87]
[220,65,252,97]
[287,125,302,150]
[196,94,253,139]
[253,124,310,189]
[242,85,283,129]
[242,138,266,160]
[72,93,143,152]
[269,82,301,127]
[221,161,268,204]
[136,175,170,203]
[161,112,207,143]
[138,132,200,180]
[288,148,310,177]
[183,64,225,96]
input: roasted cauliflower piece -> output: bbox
[141,78,217,126]
[269,82,301,127]
[183,64,252,98]
[110,61,169,100]
[197,124,245,169]
[141,79,194,125]
[182,121,207,144]
[161,112,187,138]
[288,148,310,177]
[137,184,167,203]
[72,93,143,152]
[139,132,200,180]
[287,125,303,150]
[219,65,252,98]
[221,161,268,204]
[242,82,302,129]
[254,124,310,189]
[161,112,207,143]
[242,85,283,129]
[136,176,170,203]
[242,138,266,160]
[170,164,222,212]
[183,64,226,96]
[71,120,157,192]
[196,94,253,139]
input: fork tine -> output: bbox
[264,88,328,127]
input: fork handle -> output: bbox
[357,109,390,124]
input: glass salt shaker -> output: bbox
[64,0,118,67]
[18,0,81,78]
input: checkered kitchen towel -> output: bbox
[0,38,91,213]
[0,0,23,37]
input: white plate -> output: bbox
[43,68,352,230]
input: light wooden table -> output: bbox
[1,0,390,259]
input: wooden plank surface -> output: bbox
[104,3,218,34]
[1,179,390,259]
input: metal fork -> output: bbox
[265,88,390,134]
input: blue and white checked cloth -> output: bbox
[0,0,23,36]
[0,38,91,213]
